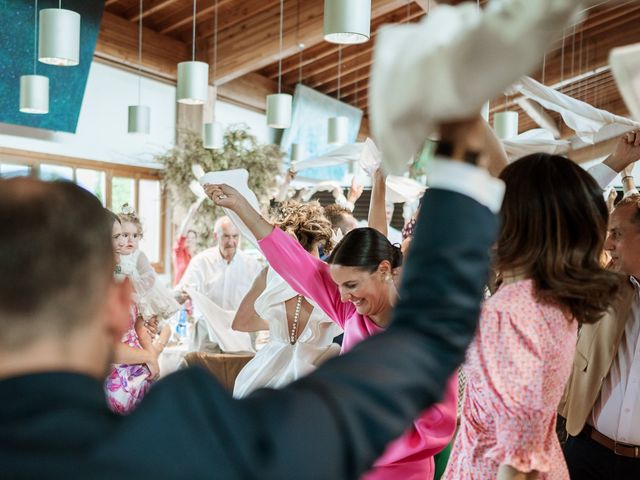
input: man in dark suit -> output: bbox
[0,120,502,479]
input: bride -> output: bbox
[232,200,341,398]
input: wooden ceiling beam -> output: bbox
[126,0,178,23]
[95,11,190,81]
[210,0,412,85]
[158,0,235,36]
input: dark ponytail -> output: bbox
[327,227,403,273]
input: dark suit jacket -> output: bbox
[0,189,497,479]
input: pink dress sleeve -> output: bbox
[258,228,355,327]
[481,306,552,473]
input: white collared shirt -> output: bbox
[177,247,262,311]
[591,276,640,445]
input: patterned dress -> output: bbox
[105,306,154,415]
[444,279,578,479]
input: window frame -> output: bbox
[0,147,167,273]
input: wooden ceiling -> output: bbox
[99,0,640,143]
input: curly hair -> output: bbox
[323,203,351,228]
[269,200,334,254]
[118,203,144,237]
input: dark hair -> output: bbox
[323,203,351,229]
[327,227,402,273]
[496,153,621,324]
[105,208,121,226]
[0,178,114,349]
[613,194,640,226]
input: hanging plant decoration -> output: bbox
[157,125,281,244]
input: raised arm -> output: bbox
[622,163,639,197]
[203,184,354,325]
[233,267,269,332]
[367,169,388,236]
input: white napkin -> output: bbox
[199,169,261,249]
[502,128,571,161]
[370,0,593,175]
[514,76,640,144]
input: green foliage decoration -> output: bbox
[156,125,282,245]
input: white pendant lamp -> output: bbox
[203,0,223,149]
[21,1,48,114]
[266,0,292,129]
[128,0,150,134]
[328,116,349,145]
[38,2,80,66]
[20,75,49,114]
[324,0,371,45]
[291,143,304,162]
[328,47,349,144]
[493,111,519,139]
[203,121,224,149]
[177,0,209,104]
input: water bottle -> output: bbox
[176,307,187,340]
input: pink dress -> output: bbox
[444,279,578,480]
[105,307,154,415]
[259,227,457,480]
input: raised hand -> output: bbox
[203,183,244,210]
[605,129,640,172]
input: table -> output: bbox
[184,352,255,391]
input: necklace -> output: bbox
[289,295,303,345]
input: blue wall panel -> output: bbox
[0,0,104,133]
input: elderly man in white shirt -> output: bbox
[176,216,261,352]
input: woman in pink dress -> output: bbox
[104,210,163,414]
[204,184,457,480]
[444,154,621,480]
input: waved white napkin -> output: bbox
[370,0,592,175]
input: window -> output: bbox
[76,169,106,206]
[40,164,74,181]
[0,147,166,273]
[0,163,31,178]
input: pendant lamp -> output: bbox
[177,0,209,104]
[38,2,80,66]
[21,0,48,114]
[493,111,519,139]
[291,143,304,162]
[203,0,224,149]
[327,47,348,144]
[128,0,150,134]
[328,116,349,145]
[203,121,224,149]
[266,0,292,129]
[324,0,371,45]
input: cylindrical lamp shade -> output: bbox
[203,121,225,149]
[177,61,209,105]
[128,105,150,134]
[20,75,49,114]
[291,143,304,162]
[493,111,519,140]
[266,93,292,129]
[38,9,80,66]
[328,116,349,145]
[324,0,371,44]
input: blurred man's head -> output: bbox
[324,204,358,236]
[213,216,240,261]
[0,178,132,379]
[385,201,395,226]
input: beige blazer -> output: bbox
[558,282,634,436]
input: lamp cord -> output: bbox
[138,0,143,104]
[213,0,218,83]
[192,0,196,61]
[337,46,342,100]
[277,0,284,94]
[33,0,38,74]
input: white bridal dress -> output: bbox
[233,268,341,398]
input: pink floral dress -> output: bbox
[105,306,153,415]
[444,279,578,479]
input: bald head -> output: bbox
[0,178,114,350]
[213,216,240,261]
